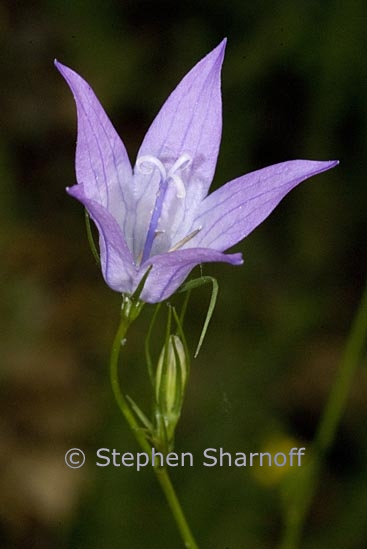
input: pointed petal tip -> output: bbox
[295,159,339,169]
[219,37,227,50]
[54,58,62,72]
[66,184,80,198]
[54,58,65,71]
[202,38,227,67]
[54,59,80,82]
[213,37,227,62]
[317,158,340,173]
[290,159,339,177]
[54,58,69,77]
[319,159,339,168]
[230,252,244,265]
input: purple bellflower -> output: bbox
[55,40,338,303]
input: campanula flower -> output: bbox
[55,40,338,303]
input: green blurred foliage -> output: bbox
[0,0,366,548]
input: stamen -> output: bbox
[169,227,202,252]
[138,230,164,265]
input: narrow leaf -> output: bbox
[84,208,100,266]
[145,302,162,385]
[178,275,219,358]
[126,394,153,432]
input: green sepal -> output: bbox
[171,306,190,378]
[84,209,101,266]
[145,302,162,385]
[178,275,219,358]
[131,265,153,303]
[120,267,153,324]
[126,394,153,433]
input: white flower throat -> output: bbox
[136,153,200,265]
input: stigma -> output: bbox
[136,153,192,198]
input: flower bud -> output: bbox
[155,335,188,446]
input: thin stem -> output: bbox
[315,279,367,452]
[109,311,151,454]
[155,467,198,549]
[279,279,367,549]
[109,304,199,549]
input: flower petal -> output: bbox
[139,248,243,303]
[55,60,133,226]
[67,184,136,293]
[137,39,226,196]
[191,160,339,251]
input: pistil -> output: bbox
[136,154,191,264]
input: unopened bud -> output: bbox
[155,335,188,446]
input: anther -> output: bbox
[169,227,202,252]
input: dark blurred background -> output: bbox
[1,1,366,548]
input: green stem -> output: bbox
[280,279,367,549]
[109,310,151,455]
[109,302,199,549]
[315,280,367,452]
[154,466,198,549]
